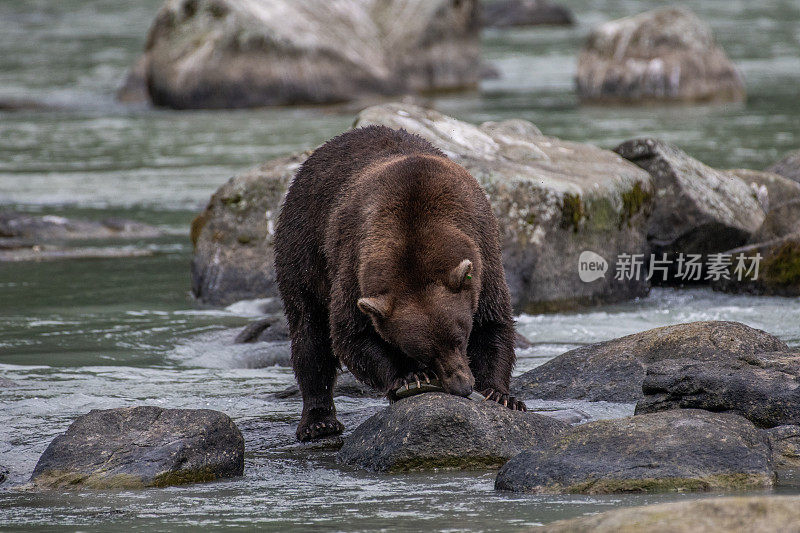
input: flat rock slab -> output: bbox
[636,352,800,428]
[30,406,244,489]
[511,321,787,402]
[337,393,567,472]
[531,496,800,533]
[495,409,774,494]
[576,7,744,103]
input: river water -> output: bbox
[1,0,800,530]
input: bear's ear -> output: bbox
[357,296,391,320]
[449,259,473,290]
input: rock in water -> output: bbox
[0,212,161,242]
[714,234,800,297]
[234,316,289,344]
[768,149,800,184]
[529,496,800,532]
[30,407,244,489]
[192,102,654,311]
[495,410,774,494]
[615,138,764,262]
[337,393,567,472]
[483,0,573,28]
[511,321,787,402]
[139,0,481,109]
[636,352,800,427]
[576,7,744,103]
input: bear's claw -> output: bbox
[480,388,526,411]
[296,417,344,442]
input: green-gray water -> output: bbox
[2,0,800,530]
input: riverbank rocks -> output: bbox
[137,0,480,109]
[30,407,244,489]
[576,7,745,104]
[614,138,764,265]
[483,0,573,28]
[337,393,567,472]
[714,233,800,297]
[768,149,800,183]
[192,102,654,310]
[511,321,787,402]
[531,496,800,532]
[495,409,774,494]
[636,352,800,428]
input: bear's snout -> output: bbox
[434,354,475,398]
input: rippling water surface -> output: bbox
[2,0,800,530]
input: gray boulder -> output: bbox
[714,233,800,297]
[192,102,654,311]
[511,321,787,402]
[752,199,800,242]
[530,496,800,532]
[139,0,481,109]
[576,7,744,104]
[768,149,800,183]
[636,352,800,428]
[727,168,800,216]
[766,425,800,471]
[30,406,244,489]
[495,409,774,493]
[615,138,764,263]
[337,392,567,472]
[0,212,161,243]
[234,316,289,344]
[483,0,573,28]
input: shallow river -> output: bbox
[2,0,800,530]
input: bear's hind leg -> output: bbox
[288,307,344,441]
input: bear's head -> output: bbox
[358,259,478,397]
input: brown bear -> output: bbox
[274,125,524,442]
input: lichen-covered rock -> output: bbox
[530,496,800,532]
[337,393,567,472]
[192,103,654,311]
[615,138,764,262]
[495,410,774,494]
[30,406,244,489]
[768,149,800,184]
[511,321,787,402]
[576,7,744,103]
[636,352,800,428]
[483,0,573,28]
[714,233,800,297]
[139,0,481,109]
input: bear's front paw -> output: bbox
[296,414,344,442]
[480,388,526,411]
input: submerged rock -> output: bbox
[576,7,744,104]
[530,496,800,532]
[615,138,764,266]
[192,102,654,311]
[511,321,787,402]
[337,393,567,472]
[234,316,289,344]
[139,0,481,109]
[768,149,800,184]
[495,409,774,494]
[30,406,244,489]
[483,0,574,28]
[0,212,161,242]
[636,352,800,428]
[714,233,800,297]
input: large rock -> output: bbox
[337,393,567,472]
[482,0,573,28]
[766,426,800,471]
[615,138,764,265]
[576,7,744,104]
[530,496,800,532]
[140,0,481,109]
[714,233,800,297]
[751,199,800,242]
[511,321,787,402]
[768,149,800,183]
[727,168,800,216]
[192,102,654,311]
[30,407,244,489]
[495,409,774,494]
[636,352,800,428]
